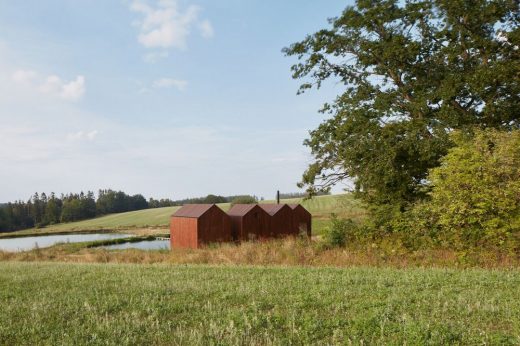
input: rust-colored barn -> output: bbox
[228,204,271,241]
[259,204,295,237]
[170,204,231,249]
[288,204,312,237]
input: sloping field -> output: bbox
[1,194,364,237]
[279,193,363,218]
[0,262,518,345]
[0,206,181,237]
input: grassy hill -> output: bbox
[1,262,518,345]
[1,194,365,237]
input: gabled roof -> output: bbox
[288,204,311,215]
[172,204,216,218]
[227,204,258,217]
[259,204,289,216]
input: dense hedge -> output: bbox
[395,129,520,250]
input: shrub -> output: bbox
[390,201,441,250]
[400,129,520,250]
[323,215,359,248]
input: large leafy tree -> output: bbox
[284,0,520,210]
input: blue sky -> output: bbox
[0,0,351,202]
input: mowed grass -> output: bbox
[0,262,519,345]
[2,194,363,237]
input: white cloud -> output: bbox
[130,0,214,61]
[86,130,99,140]
[12,70,86,101]
[60,76,86,101]
[66,130,98,141]
[12,69,37,84]
[152,77,187,91]
[198,19,214,39]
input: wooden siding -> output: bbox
[290,205,312,237]
[264,204,294,237]
[170,205,232,249]
[229,205,270,241]
[197,206,232,245]
[170,203,309,249]
[170,216,198,249]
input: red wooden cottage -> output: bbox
[258,204,295,237]
[228,204,271,241]
[288,204,312,237]
[170,204,231,249]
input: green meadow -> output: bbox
[0,262,519,345]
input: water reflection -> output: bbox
[0,233,131,252]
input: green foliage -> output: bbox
[0,207,9,232]
[324,214,359,248]
[398,129,520,250]
[96,190,148,215]
[284,0,520,211]
[147,197,176,208]
[324,215,347,247]
[61,192,96,223]
[202,194,228,204]
[43,193,62,225]
[1,201,34,231]
[0,190,152,232]
[428,129,520,248]
[230,195,258,206]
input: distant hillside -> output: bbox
[0,194,365,237]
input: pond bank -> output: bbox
[0,227,169,239]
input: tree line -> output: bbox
[0,190,155,232]
[173,194,262,205]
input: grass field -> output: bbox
[1,195,519,344]
[0,262,519,345]
[0,194,364,238]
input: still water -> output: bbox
[102,239,170,251]
[0,233,131,252]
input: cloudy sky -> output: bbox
[0,0,349,202]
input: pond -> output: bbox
[0,233,132,252]
[102,239,170,251]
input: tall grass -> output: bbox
[2,237,518,268]
[0,262,519,345]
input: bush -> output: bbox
[323,215,359,248]
[399,129,520,250]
